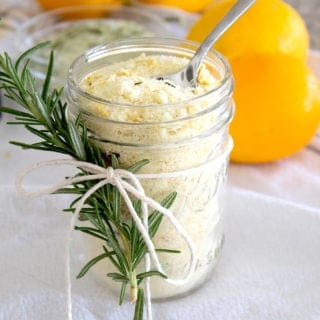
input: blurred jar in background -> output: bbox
[15,5,171,88]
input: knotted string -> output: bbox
[15,137,232,320]
[16,160,197,320]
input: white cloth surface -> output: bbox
[0,186,319,320]
[1,3,320,319]
[229,143,320,209]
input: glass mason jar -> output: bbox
[66,37,234,300]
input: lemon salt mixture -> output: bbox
[79,54,227,299]
[81,53,218,107]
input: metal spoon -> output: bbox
[158,0,256,87]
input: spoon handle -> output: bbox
[186,0,256,83]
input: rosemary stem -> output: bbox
[130,270,138,302]
[118,229,138,301]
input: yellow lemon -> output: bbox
[137,0,214,13]
[187,0,309,61]
[229,53,320,163]
[36,0,123,11]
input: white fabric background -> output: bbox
[0,187,319,320]
[1,52,320,320]
[1,3,320,319]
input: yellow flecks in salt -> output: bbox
[80,53,219,122]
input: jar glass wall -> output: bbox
[66,37,234,300]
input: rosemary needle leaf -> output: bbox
[107,273,129,282]
[20,60,31,86]
[3,87,26,107]
[4,53,24,94]
[111,153,120,168]
[68,120,86,160]
[128,159,149,173]
[34,94,54,130]
[25,125,51,141]
[41,50,54,100]
[6,121,40,126]
[103,245,122,271]
[119,281,128,305]
[155,248,181,254]
[14,41,50,69]
[121,223,131,240]
[113,187,121,222]
[77,252,113,279]
[137,270,167,281]
[82,212,104,232]
[148,191,177,238]
[104,225,129,273]
[74,226,109,242]
[133,288,144,320]
[0,106,32,118]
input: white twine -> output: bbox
[15,137,233,320]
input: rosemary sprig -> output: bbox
[0,45,178,320]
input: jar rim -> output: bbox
[67,37,233,110]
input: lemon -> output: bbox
[36,0,123,11]
[137,0,214,12]
[187,0,309,61]
[229,53,320,163]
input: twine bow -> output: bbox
[15,137,233,319]
[16,159,197,320]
